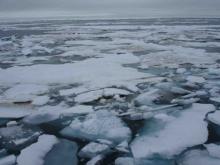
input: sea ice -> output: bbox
[210,97,220,104]
[0,54,149,92]
[2,84,48,103]
[60,110,131,143]
[186,76,206,84]
[0,104,35,119]
[79,142,110,158]
[86,155,104,165]
[178,149,220,165]
[23,105,93,125]
[131,103,215,159]
[75,88,131,103]
[134,89,160,106]
[0,125,41,151]
[205,143,220,159]
[17,135,59,165]
[43,139,78,165]
[0,155,16,165]
[32,96,50,106]
[207,111,220,125]
[115,157,135,165]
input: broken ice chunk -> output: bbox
[0,104,35,119]
[79,142,110,158]
[171,98,200,106]
[60,110,131,144]
[205,143,220,159]
[207,111,220,126]
[0,155,16,165]
[32,96,50,106]
[23,105,93,125]
[74,90,103,103]
[208,68,220,75]
[23,111,60,125]
[186,76,205,84]
[115,157,135,165]
[86,155,104,165]
[74,88,131,103]
[43,139,78,165]
[6,121,17,127]
[0,125,41,152]
[115,141,130,153]
[177,149,220,165]
[131,103,215,159]
[3,84,48,103]
[176,68,186,74]
[134,89,160,106]
[17,135,59,165]
[210,97,220,104]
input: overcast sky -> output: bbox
[0,0,220,18]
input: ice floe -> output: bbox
[186,76,206,84]
[131,103,215,159]
[17,135,59,165]
[2,84,48,103]
[0,155,16,165]
[74,88,131,103]
[0,104,35,119]
[207,111,220,125]
[23,105,93,125]
[60,110,131,143]
[178,149,220,165]
[0,125,41,151]
[79,142,110,158]
[0,54,149,90]
[205,143,220,159]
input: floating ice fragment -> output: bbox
[43,139,78,165]
[79,142,110,158]
[178,149,220,165]
[207,111,220,125]
[0,155,16,165]
[186,76,205,84]
[210,97,220,104]
[60,110,131,143]
[205,143,220,159]
[3,84,48,103]
[176,68,186,74]
[131,103,215,159]
[32,96,50,106]
[17,135,59,165]
[115,157,135,165]
[75,88,131,103]
[0,104,35,119]
[86,155,104,165]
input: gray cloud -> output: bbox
[0,0,220,18]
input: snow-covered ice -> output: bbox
[60,110,131,143]
[178,149,220,165]
[0,104,35,118]
[2,84,48,103]
[17,135,59,165]
[75,88,131,103]
[79,142,110,158]
[205,143,220,159]
[186,76,206,84]
[0,54,150,91]
[0,155,16,165]
[131,103,215,159]
[23,105,93,125]
[207,111,220,125]
[1,18,220,165]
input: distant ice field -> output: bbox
[0,18,220,165]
